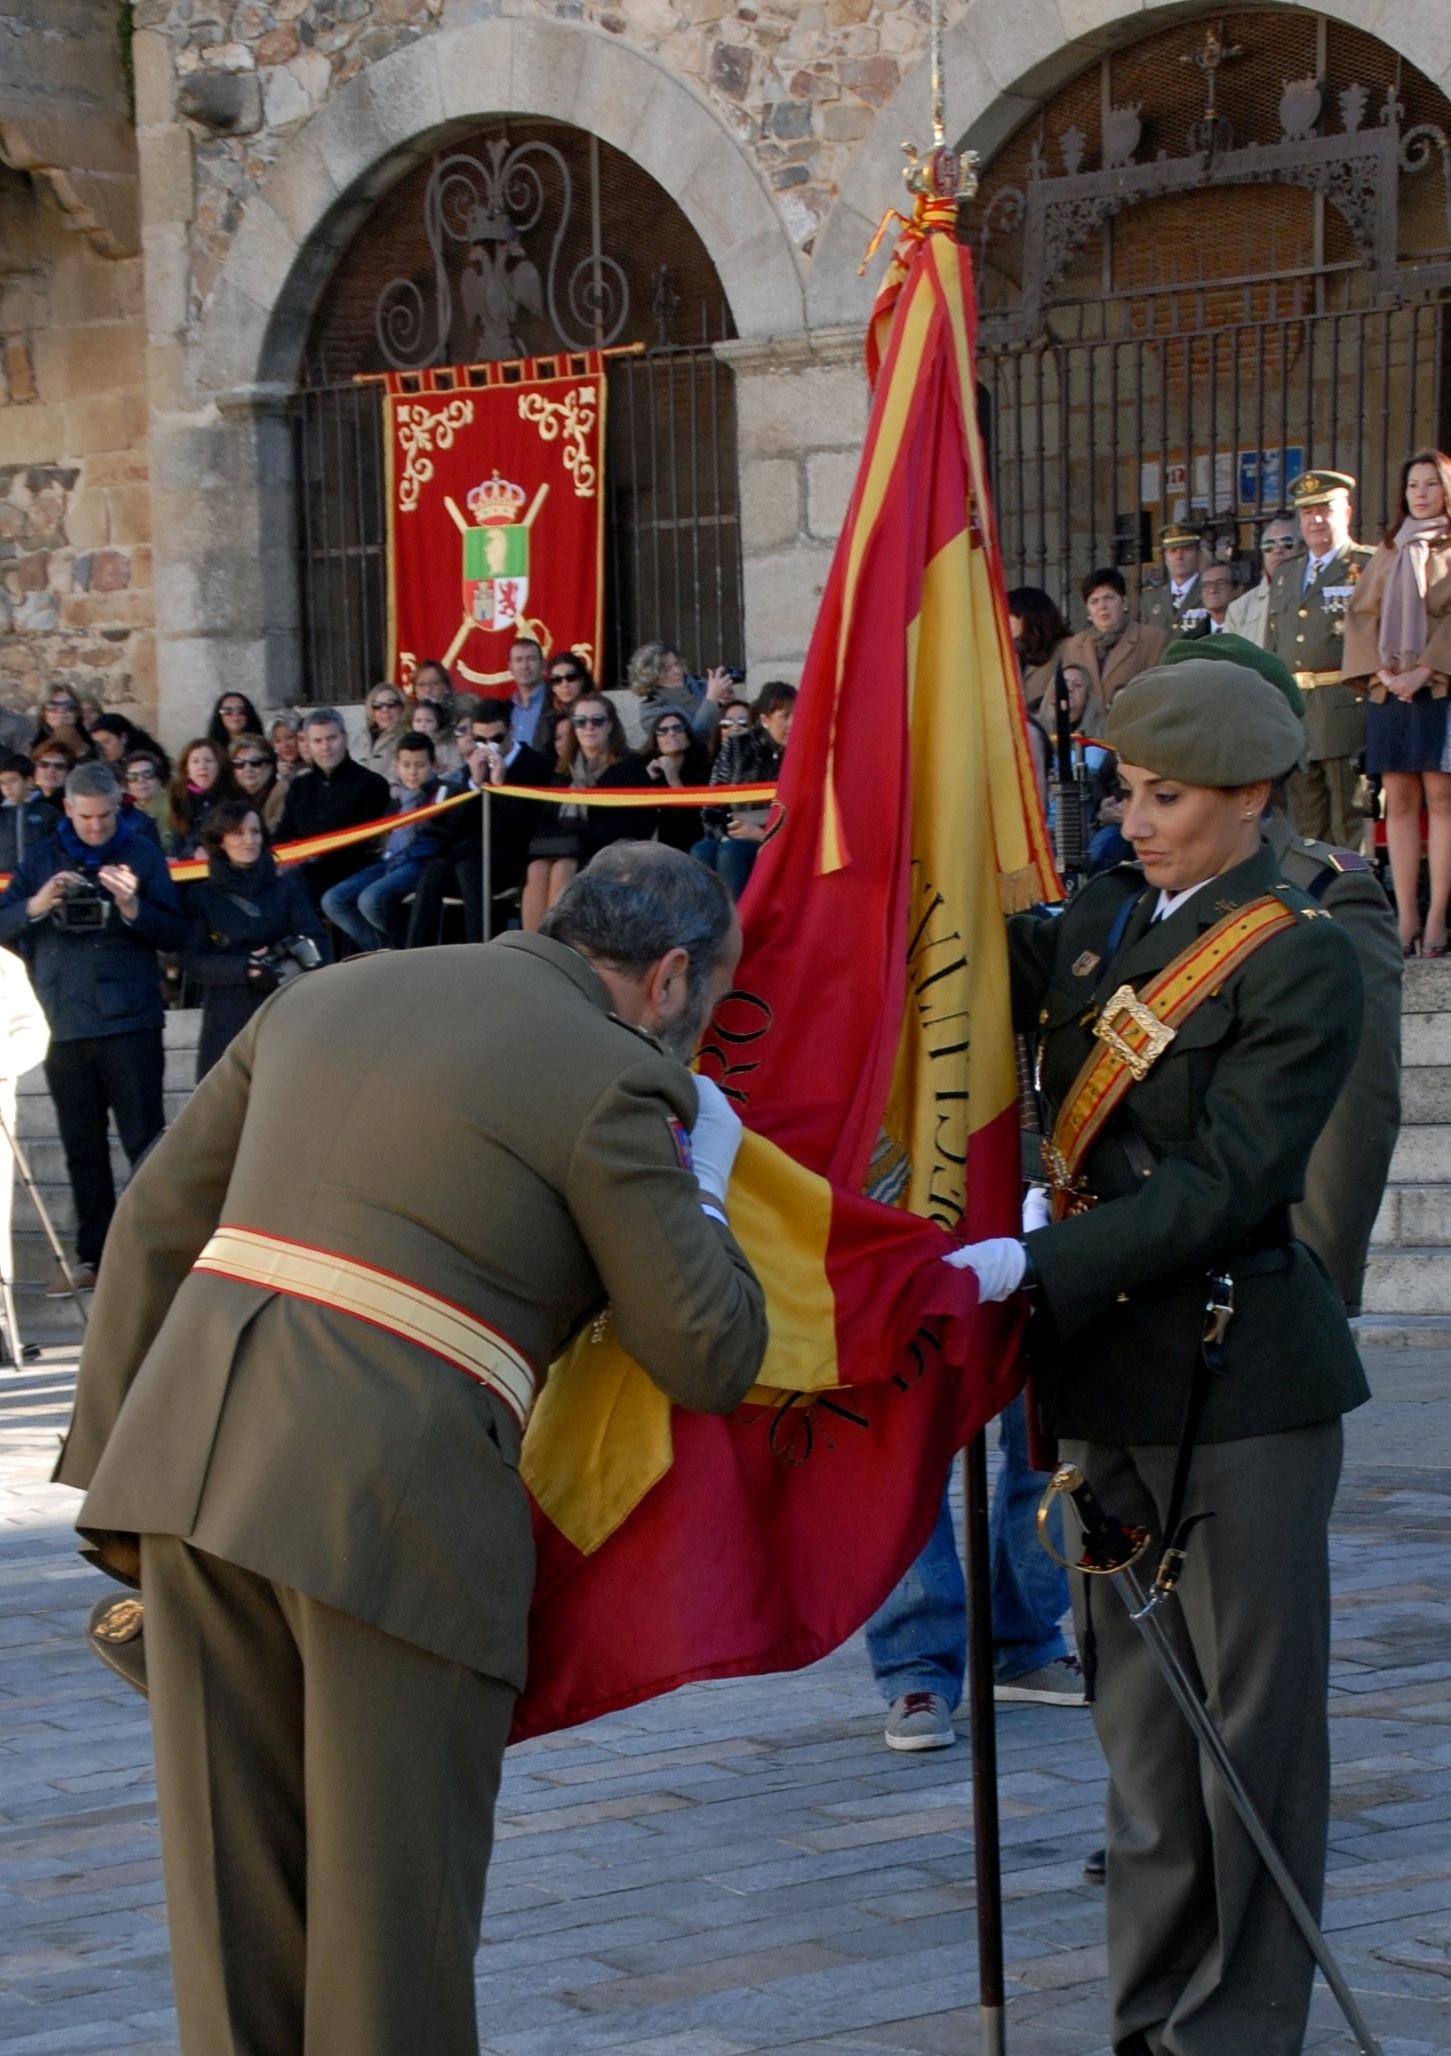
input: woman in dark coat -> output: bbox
[184,799,330,1080]
[643,708,711,853]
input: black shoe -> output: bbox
[1083,1846,1106,1883]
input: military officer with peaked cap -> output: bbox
[946,661,1367,2053]
[1162,633,1403,1312]
[52,841,769,2056]
[1265,468,1375,849]
[1139,521,1207,634]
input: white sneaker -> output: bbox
[884,1690,956,1751]
[994,1655,1087,1706]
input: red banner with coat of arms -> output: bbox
[382,354,606,691]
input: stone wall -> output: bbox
[720,326,867,685]
[0,168,153,730]
[136,0,955,333]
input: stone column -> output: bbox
[133,17,301,744]
[716,327,867,688]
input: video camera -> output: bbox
[50,877,114,934]
[251,934,323,988]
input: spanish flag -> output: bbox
[511,204,1056,1742]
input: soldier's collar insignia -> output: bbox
[1214,897,1240,913]
[1071,951,1101,978]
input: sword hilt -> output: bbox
[1036,1463,1152,1575]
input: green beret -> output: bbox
[1162,633,1305,716]
[1104,662,1307,784]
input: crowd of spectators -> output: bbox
[0,645,791,1284]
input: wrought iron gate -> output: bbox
[291,345,743,704]
[980,300,1450,613]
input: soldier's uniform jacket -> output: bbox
[1265,543,1375,761]
[1270,816,1402,1312]
[1139,572,1203,636]
[1012,840,1369,1447]
[55,933,768,1688]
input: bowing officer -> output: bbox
[1139,521,1206,634]
[53,842,769,2056]
[1265,468,1375,848]
[947,662,1367,2055]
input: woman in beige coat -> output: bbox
[1343,448,1451,953]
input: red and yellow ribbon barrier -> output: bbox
[0,780,779,890]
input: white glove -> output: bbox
[941,1236,1027,1302]
[1021,1185,1051,1234]
[688,1073,743,1209]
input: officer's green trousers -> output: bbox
[142,1535,515,2056]
[1063,1420,1342,2056]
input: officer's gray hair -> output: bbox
[543,843,734,1013]
[302,706,347,736]
[65,762,119,802]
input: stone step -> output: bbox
[1371,1184,1451,1247]
[1403,1012,1451,1066]
[1351,1313,1451,1348]
[1403,956,1451,1009]
[1361,1247,1451,1315]
[1398,1069,1451,1124]
[1389,1124,1451,1182]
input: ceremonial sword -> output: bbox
[1037,1462,1383,2056]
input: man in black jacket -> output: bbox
[0,761,185,1289]
[275,708,392,911]
[405,699,549,945]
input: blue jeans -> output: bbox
[864,1394,1070,1704]
[690,834,759,899]
[321,859,425,951]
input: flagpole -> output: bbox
[963,1433,1006,2055]
[908,0,1008,2034]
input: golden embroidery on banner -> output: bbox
[517,385,599,498]
[395,398,476,514]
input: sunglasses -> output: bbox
[722,715,751,729]
[374,698,405,710]
[234,756,269,769]
[126,768,157,781]
[655,723,688,737]
[551,670,582,683]
[220,702,249,715]
[1263,537,1297,550]
[572,713,609,728]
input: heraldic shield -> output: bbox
[463,473,530,632]
[384,355,606,690]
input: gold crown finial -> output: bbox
[902,0,979,203]
[466,470,528,526]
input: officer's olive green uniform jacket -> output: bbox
[1271,816,1402,1312]
[1139,572,1202,636]
[55,933,768,1687]
[1012,841,1369,1447]
[1265,543,1374,760]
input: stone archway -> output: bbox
[152,16,807,732]
[191,16,807,403]
[806,0,1451,330]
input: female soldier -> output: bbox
[950,660,1367,2055]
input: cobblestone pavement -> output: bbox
[1,1347,1448,2055]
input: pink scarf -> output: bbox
[1379,514,1447,669]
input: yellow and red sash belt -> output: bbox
[1045,894,1301,1217]
[193,1225,537,1429]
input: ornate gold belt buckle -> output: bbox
[1093,984,1175,1081]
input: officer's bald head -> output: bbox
[543,844,740,1060]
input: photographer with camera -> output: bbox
[184,800,330,1081]
[0,761,185,1291]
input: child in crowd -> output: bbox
[319,732,442,950]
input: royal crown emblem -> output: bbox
[467,471,528,526]
[462,471,530,633]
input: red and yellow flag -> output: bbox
[511,211,1056,1742]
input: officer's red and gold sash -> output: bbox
[193,1226,538,1428]
[1043,894,1302,1219]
